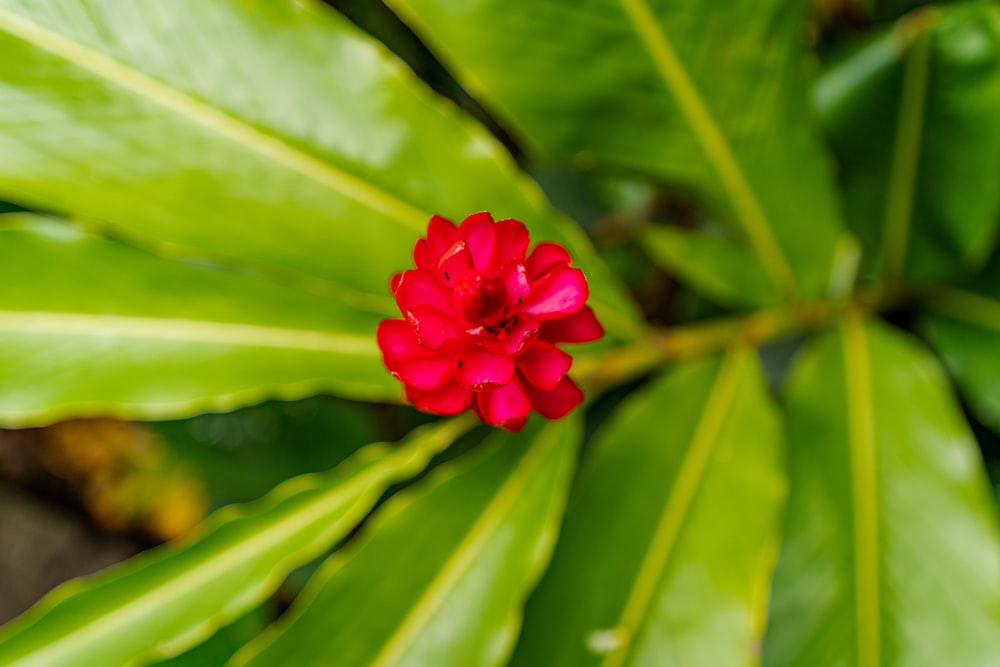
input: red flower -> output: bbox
[377,211,604,431]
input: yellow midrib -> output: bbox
[601,346,749,667]
[0,7,429,233]
[616,0,798,298]
[882,29,932,286]
[368,424,566,667]
[841,312,881,667]
[0,310,375,355]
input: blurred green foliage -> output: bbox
[0,1,998,666]
[154,398,382,509]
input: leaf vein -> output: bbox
[841,312,881,667]
[882,29,931,286]
[0,7,430,233]
[0,311,376,355]
[615,0,797,297]
[368,423,565,667]
[601,345,749,667]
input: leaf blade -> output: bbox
[0,417,472,667]
[0,5,429,233]
[763,317,1000,666]
[817,4,1000,285]
[922,276,1000,437]
[615,0,796,295]
[386,0,848,298]
[510,347,785,666]
[231,417,580,667]
[640,225,780,308]
[0,0,639,336]
[0,216,395,425]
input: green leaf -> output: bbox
[816,3,1000,286]
[386,0,847,299]
[0,0,639,337]
[0,417,471,667]
[922,271,1000,437]
[641,226,781,308]
[0,216,398,426]
[230,417,579,667]
[510,346,785,666]
[149,605,274,667]
[763,315,1000,666]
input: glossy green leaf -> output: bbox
[763,316,1000,666]
[922,268,1000,437]
[0,0,639,337]
[231,417,579,667]
[150,605,273,667]
[510,346,785,667]
[641,226,780,308]
[387,0,847,299]
[0,216,397,426]
[0,417,471,667]
[816,3,1000,285]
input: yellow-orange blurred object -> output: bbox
[33,419,207,541]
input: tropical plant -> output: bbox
[0,0,998,665]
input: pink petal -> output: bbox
[499,417,528,432]
[407,379,473,416]
[413,215,459,269]
[540,306,605,344]
[477,378,532,428]
[526,242,571,279]
[406,305,458,350]
[390,272,403,294]
[438,240,473,287]
[516,340,572,391]
[427,214,460,256]
[471,397,486,423]
[492,219,529,267]
[378,319,454,390]
[499,260,531,310]
[413,238,434,270]
[456,343,515,390]
[395,353,455,391]
[453,271,507,326]
[487,313,540,356]
[520,266,588,321]
[523,375,583,420]
[395,269,456,317]
[459,211,495,270]
[377,319,425,368]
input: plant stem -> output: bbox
[576,299,849,394]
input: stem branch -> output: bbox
[577,299,850,394]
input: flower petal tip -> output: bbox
[378,212,603,428]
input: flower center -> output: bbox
[453,271,507,326]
